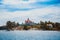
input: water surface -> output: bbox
[0,30,60,40]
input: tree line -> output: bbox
[5,21,60,31]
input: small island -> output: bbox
[0,18,60,31]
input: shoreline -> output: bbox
[0,30,60,32]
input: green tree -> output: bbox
[6,21,12,30]
[6,21,17,30]
[23,25,28,30]
[40,21,45,30]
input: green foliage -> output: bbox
[6,21,20,30]
[23,25,28,30]
[5,20,60,30]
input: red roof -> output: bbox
[25,18,32,23]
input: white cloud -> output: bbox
[3,0,36,5]
[37,0,51,2]
[2,0,55,10]
[3,0,52,5]
[0,5,60,20]
[2,0,36,9]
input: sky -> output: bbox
[0,0,60,26]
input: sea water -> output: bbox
[0,30,60,40]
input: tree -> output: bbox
[6,21,12,30]
[6,21,18,30]
[55,23,60,30]
[23,25,28,30]
[16,22,20,26]
[40,21,45,30]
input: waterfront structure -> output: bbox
[25,18,36,25]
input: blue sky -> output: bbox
[0,0,60,26]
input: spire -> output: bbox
[27,18,29,20]
[25,18,32,23]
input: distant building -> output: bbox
[47,24,53,28]
[25,18,36,26]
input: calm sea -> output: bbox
[0,30,60,40]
